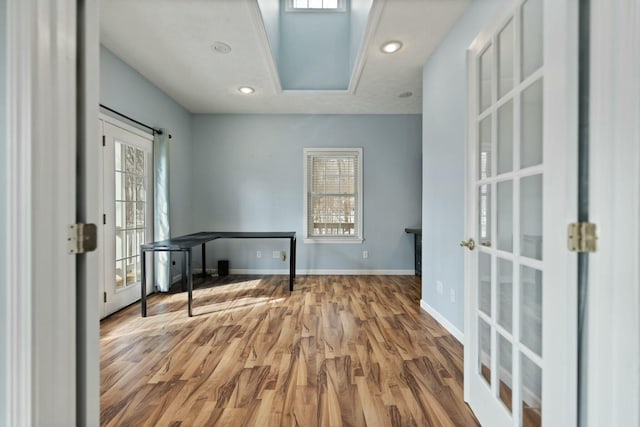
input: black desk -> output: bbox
[405,228,422,276]
[140,231,297,317]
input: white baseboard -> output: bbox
[298,269,415,275]
[420,299,464,343]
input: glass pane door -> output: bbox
[102,120,153,317]
[464,0,565,425]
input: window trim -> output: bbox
[285,0,347,13]
[303,147,363,244]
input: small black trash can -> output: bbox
[217,260,229,276]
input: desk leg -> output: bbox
[201,243,207,277]
[289,237,294,291]
[187,249,193,317]
[293,236,296,279]
[181,252,187,292]
[141,249,147,317]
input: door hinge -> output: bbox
[567,222,598,253]
[103,292,107,303]
[67,223,98,254]
[103,214,106,225]
[102,135,106,146]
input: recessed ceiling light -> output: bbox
[238,86,255,95]
[398,91,413,98]
[212,41,232,54]
[381,41,403,54]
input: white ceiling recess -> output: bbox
[100,0,471,114]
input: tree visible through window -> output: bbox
[304,148,362,242]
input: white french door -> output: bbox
[464,1,578,426]
[101,119,154,317]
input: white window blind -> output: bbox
[304,148,362,242]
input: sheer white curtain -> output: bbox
[154,131,171,291]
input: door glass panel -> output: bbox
[521,353,542,427]
[520,266,542,356]
[125,145,135,173]
[498,20,514,98]
[479,116,492,179]
[115,201,123,229]
[497,181,513,252]
[115,260,124,290]
[497,100,514,174]
[497,258,513,332]
[521,79,543,168]
[479,318,492,386]
[522,0,543,80]
[479,45,493,113]
[479,252,492,316]
[115,141,122,171]
[498,333,513,412]
[520,174,543,260]
[479,185,492,243]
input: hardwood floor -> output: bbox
[101,275,479,427]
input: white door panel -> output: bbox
[464,1,578,426]
[101,119,153,317]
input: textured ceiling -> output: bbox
[100,0,470,114]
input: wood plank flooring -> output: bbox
[100,275,479,427]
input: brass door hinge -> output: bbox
[567,222,597,253]
[67,223,98,254]
[104,292,107,303]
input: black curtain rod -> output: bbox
[99,104,165,136]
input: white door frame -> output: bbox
[587,0,640,425]
[463,0,579,425]
[77,0,101,424]
[6,0,81,425]
[99,115,154,318]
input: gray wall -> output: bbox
[0,0,6,420]
[421,0,510,332]
[100,46,194,277]
[100,46,193,237]
[190,114,421,273]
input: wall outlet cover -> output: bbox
[256,251,262,258]
[363,250,368,259]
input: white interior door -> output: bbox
[464,1,578,426]
[101,119,154,317]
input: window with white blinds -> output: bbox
[303,148,363,243]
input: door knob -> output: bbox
[460,238,476,250]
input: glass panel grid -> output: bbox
[474,3,545,421]
[114,141,147,289]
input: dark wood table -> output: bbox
[405,228,422,276]
[140,231,297,317]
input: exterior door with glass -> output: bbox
[464,1,578,426]
[101,119,154,317]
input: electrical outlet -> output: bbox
[437,281,444,294]
[280,251,286,261]
[450,289,456,303]
[272,251,280,259]
[256,251,262,258]
[363,250,368,259]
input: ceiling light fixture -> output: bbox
[381,40,403,54]
[238,86,255,94]
[212,41,232,54]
